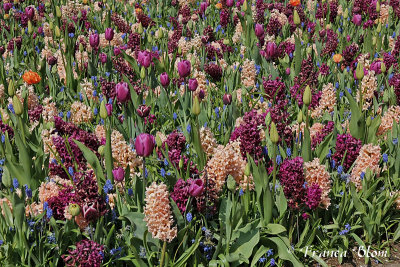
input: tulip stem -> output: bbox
[105,123,114,182]
[18,116,26,146]
[272,143,277,193]
[160,240,167,267]
[142,159,146,202]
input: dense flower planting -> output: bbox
[0,0,399,266]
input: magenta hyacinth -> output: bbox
[62,240,104,267]
[332,134,362,172]
[135,133,155,157]
[305,183,322,210]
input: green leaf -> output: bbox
[228,227,259,263]
[302,127,311,162]
[119,212,147,241]
[73,140,105,187]
[265,224,286,235]
[269,236,302,266]
[174,229,202,267]
[350,184,365,214]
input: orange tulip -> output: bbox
[22,71,41,85]
[135,8,143,14]
[290,0,300,7]
[215,3,222,9]
[333,54,343,63]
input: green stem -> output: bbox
[105,122,113,182]
[160,241,167,267]
[272,143,277,192]
[18,116,26,146]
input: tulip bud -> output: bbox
[100,100,108,119]
[343,8,348,19]
[356,63,364,80]
[377,23,382,33]
[55,26,61,38]
[155,135,162,147]
[227,175,236,192]
[156,29,163,39]
[179,158,184,169]
[56,6,62,18]
[79,43,84,52]
[366,116,371,127]
[223,38,230,45]
[242,0,247,11]
[147,33,152,43]
[13,95,23,115]
[297,111,303,123]
[140,66,146,79]
[68,204,80,216]
[98,145,105,156]
[303,85,312,106]
[372,36,377,45]
[376,1,380,12]
[381,62,386,73]
[28,21,33,34]
[138,23,143,34]
[270,122,279,144]
[192,96,201,116]
[49,22,54,30]
[244,163,251,176]
[293,10,301,25]
[8,80,15,96]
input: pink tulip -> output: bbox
[89,33,100,48]
[135,133,155,157]
[352,14,362,26]
[160,72,170,87]
[189,179,204,197]
[112,167,125,182]
[177,60,191,78]
[115,82,130,103]
[255,24,264,38]
[188,78,198,91]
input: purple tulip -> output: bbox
[105,28,114,41]
[82,203,99,221]
[160,72,170,87]
[189,179,204,197]
[47,56,57,66]
[199,89,205,100]
[138,51,151,68]
[223,93,232,105]
[347,35,351,42]
[112,167,125,182]
[200,2,208,14]
[89,33,100,48]
[99,53,107,64]
[265,42,277,60]
[3,3,12,13]
[188,78,198,91]
[136,104,151,117]
[226,0,234,7]
[352,14,362,26]
[114,47,121,56]
[38,27,44,35]
[286,68,291,75]
[370,61,382,74]
[135,133,155,157]
[106,104,113,116]
[178,60,191,78]
[255,24,264,38]
[25,7,35,20]
[115,82,130,103]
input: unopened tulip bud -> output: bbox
[140,66,146,79]
[55,26,60,37]
[13,95,23,115]
[8,80,15,96]
[376,1,380,12]
[192,96,201,116]
[381,62,386,73]
[98,145,105,156]
[377,23,382,33]
[28,21,33,34]
[356,63,364,80]
[49,22,54,30]
[138,23,143,34]
[68,204,80,216]
[270,122,279,144]
[366,116,371,127]
[227,175,236,191]
[155,135,162,147]
[293,10,301,25]
[79,43,84,52]
[303,85,312,106]
[100,100,108,119]
[244,163,251,176]
[297,111,303,123]
[242,0,247,11]
[179,158,184,169]
[56,6,62,18]
[343,8,348,19]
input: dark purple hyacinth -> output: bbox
[204,63,223,81]
[332,134,362,172]
[263,76,286,102]
[47,187,75,220]
[306,183,322,210]
[0,120,14,139]
[389,73,400,105]
[62,239,104,267]
[230,109,266,160]
[170,179,191,214]
[278,157,306,210]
